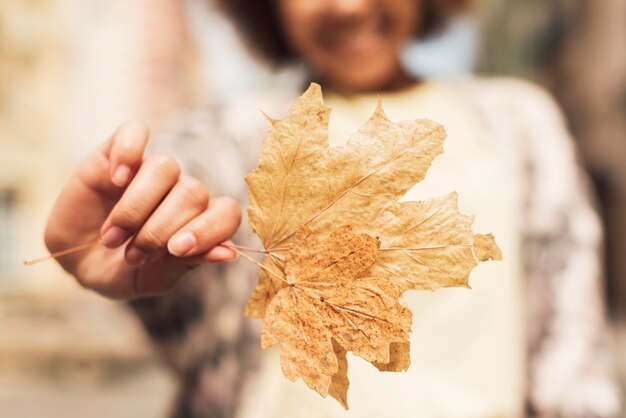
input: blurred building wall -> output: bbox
[0,1,183,416]
[0,0,65,290]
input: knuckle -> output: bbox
[147,155,180,180]
[178,176,209,210]
[136,226,167,251]
[191,215,210,234]
[221,197,242,226]
[113,203,143,227]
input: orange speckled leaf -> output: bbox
[260,225,411,408]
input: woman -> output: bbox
[44,0,621,417]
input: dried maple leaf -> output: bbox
[243,83,502,407]
[261,225,411,409]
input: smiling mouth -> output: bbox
[318,14,393,61]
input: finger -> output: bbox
[195,241,239,263]
[159,241,239,271]
[104,121,150,187]
[167,197,242,258]
[178,240,239,265]
[100,155,180,248]
[124,175,209,265]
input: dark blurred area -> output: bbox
[0,0,624,416]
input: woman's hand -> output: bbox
[44,121,241,300]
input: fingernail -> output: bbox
[168,231,196,257]
[126,246,148,266]
[102,226,130,247]
[211,245,238,262]
[112,164,131,187]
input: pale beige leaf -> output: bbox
[473,233,503,262]
[245,83,446,318]
[367,192,494,290]
[243,83,502,407]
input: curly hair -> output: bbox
[215,0,469,66]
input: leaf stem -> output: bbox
[227,244,271,254]
[23,239,101,265]
[24,240,288,283]
[221,243,289,284]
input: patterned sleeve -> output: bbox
[501,79,621,418]
[126,99,274,418]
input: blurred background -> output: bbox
[0,0,624,416]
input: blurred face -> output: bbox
[276,0,420,92]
